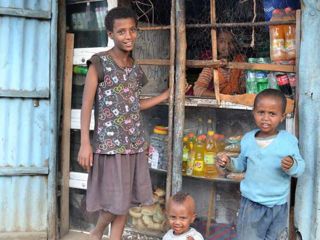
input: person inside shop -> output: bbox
[163,192,204,240]
[216,89,305,240]
[77,7,171,240]
[193,30,246,97]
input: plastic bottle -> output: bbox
[73,66,88,75]
[269,9,286,62]
[207,118,215,133]
[148,126,168,170]
[275,72,292,96]
[204,131,218,178]
[284,7,296,61]
[246,58,258,93]
[182,136,189,174]
[193,135,206,177]
[196,118,205,137]
[186,140,196,176]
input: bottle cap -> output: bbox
[153,125,168,135]
[207,131,215,136]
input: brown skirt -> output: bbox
[86,152,153,215]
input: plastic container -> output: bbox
[204,131,218,178]
[246,58,258,93]
[193,135,206,177]
[182,136,189,174]
[284,7,296,61]
[256,71,269,92]
[73,65,88,75]
[148,126,168,170]
[269,9,286,62]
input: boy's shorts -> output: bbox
[237,196,288,240]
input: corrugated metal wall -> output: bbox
[0,0,58,239]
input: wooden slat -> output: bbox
[60,33,74,237]
[227,62,295,72]
[294,10,301,138]
[138,25,171,31]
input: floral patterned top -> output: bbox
[87,52,148,154]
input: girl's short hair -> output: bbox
[105,7,137,32]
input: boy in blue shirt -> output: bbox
[217,89,305,240]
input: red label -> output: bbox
[276,74,289,86]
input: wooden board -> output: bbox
[60,33,74,237]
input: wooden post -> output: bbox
[60,33,74,237]
[172,0,186,194]
[166,0,176,203]
[210,0,220,103]
[294,10,301,138]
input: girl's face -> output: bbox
[167,201,196,235]
[108,18,137,52]
[253,96,285,138]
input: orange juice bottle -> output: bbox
[284,7,296,61]
[193,135,206,177]
[204,131,218,178]
[182,136,189,174]
[269,9,286,62]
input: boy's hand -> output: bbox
[216,152,230,168]
[187,236,195,240]
[281,156,294,171]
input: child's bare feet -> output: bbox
[88,229,102,240]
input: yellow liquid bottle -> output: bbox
[186,142,195,176]
[182,136,189,174]
[193,135,205,177]
[204,131,218,178]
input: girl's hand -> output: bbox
[77,142,93,172]
[281,156,294,171]
[216,152,230,168]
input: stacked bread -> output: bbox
[129,188,167,232]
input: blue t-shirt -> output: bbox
[231,129,305,207]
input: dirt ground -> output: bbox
[60,231,109,240]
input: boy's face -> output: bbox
[167,200,196,235]
[253,96,285,138]
[108,18,137,52]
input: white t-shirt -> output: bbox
[162,227,204,240]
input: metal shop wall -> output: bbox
[295,1,320,239]
[0,0,58,239]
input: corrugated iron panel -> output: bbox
[0,0,50,11]
[0,16,50,97]
[0,176,47,231]
[0,98,49,168]
[295,3,320,240]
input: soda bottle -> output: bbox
[204,131,218,178]
[284,7,296,61]
[73,65,88,75]
[193,135,206,177]
[186,140,196,176]
[207,118,216,133]
[269,9,286,62]
[276,73,292,96]
[182,136,189,174]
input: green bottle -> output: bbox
[73,66,88,75]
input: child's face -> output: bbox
[253,96,285,137]
[167,201,196,235]
[108,18,137,52]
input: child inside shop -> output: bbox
[77,7,171,240]
[163,192,204,240]
[217,88,305,240]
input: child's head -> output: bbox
[166,192,196,235]
[253,89,286,137]
[105,7,138,52]
[105,7,138,32]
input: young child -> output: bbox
[217,89,305,240]
[77,7,170,240]
[163,192,204,240]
